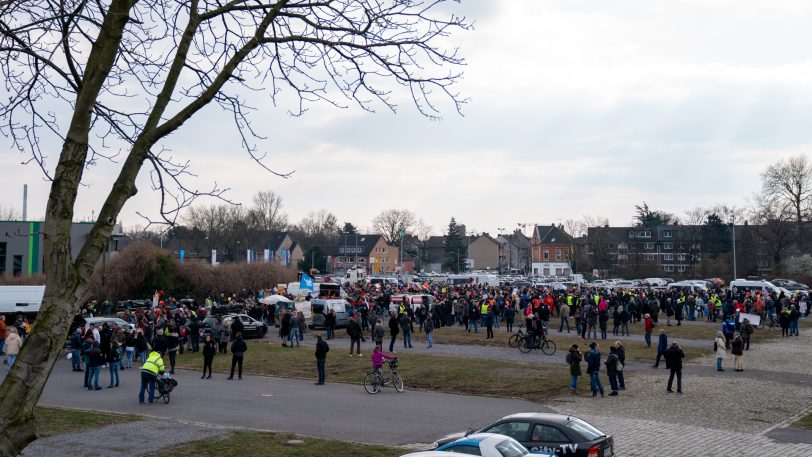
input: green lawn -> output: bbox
[175,340,575,401]
[792,412,812,431]
[156,431,400,457]
[35,406,141,437]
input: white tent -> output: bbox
[259,294,294,305]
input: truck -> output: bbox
[0,285,46,316]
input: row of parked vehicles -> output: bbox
[403,412,614,457]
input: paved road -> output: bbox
[13,361,548,447]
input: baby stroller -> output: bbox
[156,372,178,404]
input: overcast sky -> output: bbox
[3,0,812,238]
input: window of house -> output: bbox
[663,230,673,238]
[628,231,636,238]
[0,242,6,274]
[663,242,673,250]
[677,265,687,272]
[543,249,549,260]
[382,247,387,253]
[678,254,686,261]
[664,254,674,261]
[555,249,562,260]
[662,265,674,272]
[359,258,366,263]
[13,255,22,276]
[617,254,628,260]
[644,243,654,250]
[639,231,651,238]
[644,253,655,261]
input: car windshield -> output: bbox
[565,419,605,441]
[495,439,529,457]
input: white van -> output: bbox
[0,286,45,315]
[667,281,708,294]
[729,279,782,295]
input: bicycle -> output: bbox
[155,372,176,404]
[364,359,404,394]
[508,324,529,348]
[758,313,779,330]
[518,331,557,356]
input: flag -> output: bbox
[300,273,315,291]
[179,249,185,264]
[211,249,218,265]
[247,249,254,264]
[280,249,289,266]
[264,249,271,262]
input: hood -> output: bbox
[431,430,469,448]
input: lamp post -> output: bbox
[731,217,737,279]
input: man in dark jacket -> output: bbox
[567,344,582,391]
[228,333,247,380]
[230,317,244,342]
[388,313,400,352]
[347,316,363,357]
[585,341,604,397]
[399,313,413,348]
[315,334,329,385]
[663,342,684,393]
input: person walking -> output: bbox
[314,334,329,385]
[0,315,6,357]
[424,313,435,348]
[585,341,605,398]
[643,313,653,348]
[201,334,216,379]
[664,342,684,393]
[69,328,83,371]
[567,344,582,392]
[714,331,727,372]
[3,327,22,369]
[347,316,363,357]
[653,329,668,368]
[731,332,744,372]
[372,319,385,349]
[614,341,626,390]
[228,332,247,380]
[138,349,165,404]
[605,346,620,396]
[741,318,753,350]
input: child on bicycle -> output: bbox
[371,344,395,378]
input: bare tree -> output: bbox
[749,193,796,274]
[372,208,416,244]
[760,154,812,251]
[414,218,433,241]
[247,190,289,232]
[0,206,21,220]
[295,209,340,246]
[0,1,468,452]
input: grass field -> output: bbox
[175,340,575,402]
[35,406,141,437]
[155,431,400,457]
[792,412,812,430]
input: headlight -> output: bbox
[430,442,439,449]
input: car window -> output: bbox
[241,316,251,324]
[530,424,570,443]
[483,422,531,442]
[495,439,529,457]
[565,419,605,441]
[443,444,481,455]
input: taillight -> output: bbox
[587,445,599,457]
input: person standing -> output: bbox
[69,328,83,371]
[3,327,22,369]
[228,332,247,380]
[399,312,413,348]
[325,309,336,340]
[166,323,179,374]
[505,304,516,333]
[138,349,165,404]
[567,344,582,392]
[372,319,385,349]
[315,334,329,385]
[731,332,744,372]
[585,341,604,398]
[289,312,301,348]
[714,331,727,372]
[614,341,626,390]
[0,315,7,356]
[87,341,103,390]
[347,316,363,357]
[741,318,753,350]
[424,313,435,348]
[559,302,571,333]
[124,330,136,369]
[664,342,684,393]
[653,329,668,368]
[388,312,400,352]
[107,341,122,388]
[605,346,620,396]
[201,334,216,379]
[485,309,494,340]
[643,314,653,348]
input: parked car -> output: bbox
[84,317,135,333]
[220,314,267,338]
[115,299,151,312]
[434,433,551,457]
[310,298,350,329]
[431,413,614,457]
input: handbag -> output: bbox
[617,362,624,372]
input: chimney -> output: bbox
[22,184,27,221]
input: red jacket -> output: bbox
[644,317,653,333]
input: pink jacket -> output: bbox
[371,350,394,369]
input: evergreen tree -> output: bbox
[443,217,467,273]
[342,222,357,234]
[701,213,732,258]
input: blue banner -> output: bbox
[300,273,315,291]
[179,249,185,264]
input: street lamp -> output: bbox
[730,217,737,279]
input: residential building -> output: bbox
[531,225,574,276]
[467,233,500,271]
[325,234,399,274]
[497,230,531,273]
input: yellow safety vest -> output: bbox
[141,351,165,376]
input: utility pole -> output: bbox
[731,217,737,279]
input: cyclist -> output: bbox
[371,344,396,381]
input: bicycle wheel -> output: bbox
[391,372,404,392]
[518,338,532,353]
[541,339,557,356]
[162,389,170,404]
[364,373,381,394]
[508,333,522,348]
[757,318,765,329]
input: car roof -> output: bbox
[499,412,576,424]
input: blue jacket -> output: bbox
[586,349,601,374]
[657,333,668,352]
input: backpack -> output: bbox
[565,353,572,365]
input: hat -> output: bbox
[588,341,596,349]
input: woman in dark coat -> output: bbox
[201,334,217,379]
